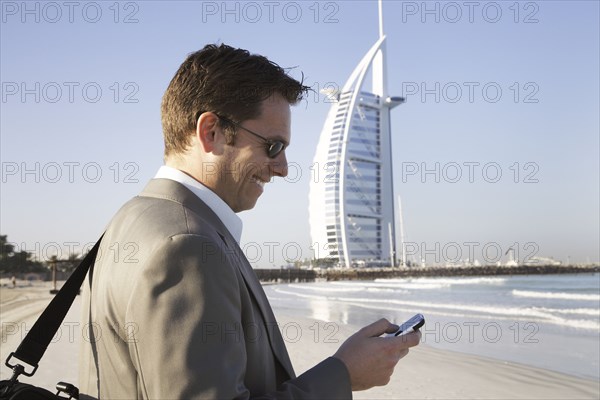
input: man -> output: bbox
[79,43,420,399]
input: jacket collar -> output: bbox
[140,178,229,234]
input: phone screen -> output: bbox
[392,313,425,336]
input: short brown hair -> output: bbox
[161,43,310,158]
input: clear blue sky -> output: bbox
[1,1,598,267]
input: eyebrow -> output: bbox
[218,114,289,147]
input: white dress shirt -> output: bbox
[154,165,243,243]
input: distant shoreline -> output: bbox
[255,264,600,283]
[2,265,598,286]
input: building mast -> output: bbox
[398,195,407,267]
[378,0,384,39]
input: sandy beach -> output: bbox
[275,312,599,400]
[1,281,598,399]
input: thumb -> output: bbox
[359,318,397,337]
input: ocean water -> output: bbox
[264,273,600,380]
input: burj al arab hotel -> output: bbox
[309,1,404,268]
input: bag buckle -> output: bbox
[5,352,38,377]
[56,381,79,399]
[0,359,28,397]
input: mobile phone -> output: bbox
[387,313,425,337]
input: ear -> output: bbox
[196,112,224,154]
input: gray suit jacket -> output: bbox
[79,179,351,399]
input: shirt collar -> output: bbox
[154,165,243,243]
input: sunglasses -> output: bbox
[215,114,286,159]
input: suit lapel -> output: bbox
[140,179,296,379]
[223,234,296,379]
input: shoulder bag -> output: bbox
[0,236,103,399]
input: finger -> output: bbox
[359,318,395,337]
[385,323,400,335]
[391,330,421,348]
[396,348,409,361]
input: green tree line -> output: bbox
[0,234,81,274]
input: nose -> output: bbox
[270,150,288,178]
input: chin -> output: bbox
[235,198,259,213]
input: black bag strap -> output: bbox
[5,235,104,377]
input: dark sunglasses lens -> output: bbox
[268,142,284,158]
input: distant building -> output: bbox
[525,256,562,266]
[309,1,403,268]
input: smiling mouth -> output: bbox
[251,176,267,188]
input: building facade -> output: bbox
[308,15,403,268]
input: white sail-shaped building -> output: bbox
[309,2,403,268]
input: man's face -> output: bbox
[213,94,291,212]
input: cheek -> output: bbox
[221,149,246,181]
[239,154,266,178]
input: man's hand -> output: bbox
[332,318,421,391]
